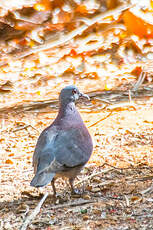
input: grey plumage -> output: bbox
[30,85,93,194]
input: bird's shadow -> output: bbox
[0,188,84,215]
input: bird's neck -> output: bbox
[59,101,76,116]
[55,101,82,126]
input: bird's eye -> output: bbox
[72,89,77,95]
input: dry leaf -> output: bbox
[5,159,14,164]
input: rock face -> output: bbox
[30,85,93,194]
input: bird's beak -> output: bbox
[79,92,90,100]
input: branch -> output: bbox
[20,192,48,230]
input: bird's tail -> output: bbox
[30,171,55,187]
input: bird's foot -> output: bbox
[71,188,83,197]
[52,192,61,199]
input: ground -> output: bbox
[0,98,153,230]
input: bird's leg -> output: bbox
[51,178,56,196]
[69,178,82,195]
[69,178,75,193]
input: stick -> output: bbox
[140,184,153,195]
[128,90,132,102]
[13,124,39,133]
[75,167,112,185]
[20,192,48,230]
[88,111,112,128]
[12,11,40,24]
[132,72,146,91]
[106,101,137,110]
[124,195,130,207]
[50,199,95,209]
[88,99,137,128]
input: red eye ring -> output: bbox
[72,89,77,94]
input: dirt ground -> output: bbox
[0,97,153,230]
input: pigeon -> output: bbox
[30,85,93,195]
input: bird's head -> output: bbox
[59,85,89,105]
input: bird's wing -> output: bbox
[33,126,91,175]
[32,127,60,174]
[53,128,91,168]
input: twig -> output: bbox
[128,90,132,102]
[14,3,132,59]
[76,167,112,185]
[88,99,138,128]
[12,11,40,25]
[88,111,113,128]
[13,124,39,133]
[124,195,130,207]
[20,192,48,230]
[134,175,153,182]
[13,125,30,132]
[76,163,136,186]
[106,101,137,111]
[140,184,153,195]
[104,163,133,171]
[105,164,153,172]
[50,199,95,209]
[93,180,115,188]
[132,72,146,91]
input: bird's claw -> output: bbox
[71,188,82,197]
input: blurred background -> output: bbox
[0,0,152,104]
